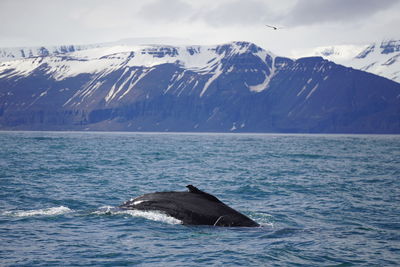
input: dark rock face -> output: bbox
[0,42,399,133]
[380,40,400,54]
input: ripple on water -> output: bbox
[0,132,399,266]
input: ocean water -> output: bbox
[0,131,399,266]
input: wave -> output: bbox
[123,209,182,225]
[249,212,274,228]
[92,206,182,225]
[92,206,270,227]
[258,221,274,228]
[2,206,73,217]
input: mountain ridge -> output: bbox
[295,39,400,83]
[0,41,399,133]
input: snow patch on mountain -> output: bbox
[0,44,103,62]
[0,41,276,101]
[293,39,400,83]
[201,65,222,97]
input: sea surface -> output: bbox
[0,131,399,266]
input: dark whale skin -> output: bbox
[120,185,259,227]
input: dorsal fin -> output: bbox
[186,185,202,193]
[186,185,221,203]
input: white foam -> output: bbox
[91,206,182,225]
[124,209,182,225]
[259,222,275,228]
[3,206,72,217]
[90,205,115,215]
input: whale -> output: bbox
[119,185,259,227]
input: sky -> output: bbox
[0,0,399,56]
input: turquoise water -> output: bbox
[1,132,399,266]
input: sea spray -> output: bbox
[3,206,72,217]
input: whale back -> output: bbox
[120,185,259,227]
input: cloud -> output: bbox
[284,0,400,26]
[197,0,274,27]
[137,0,194,22]
[0,0,398,54]
[135,0,278,27]
[0,0,153,46]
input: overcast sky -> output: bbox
[0,0,399,56]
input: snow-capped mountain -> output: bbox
[0,42,275,109]
[0,41,399,133]
[0,37,192,62]
[298,39,400,83]
[0,44,104,62]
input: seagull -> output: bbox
[265,24,280,30]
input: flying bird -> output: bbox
[265,24,280,30]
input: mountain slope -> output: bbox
[0,44,103,62]
[0,37,191,62]
[300,39,400,83]
[0,41,399,133]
